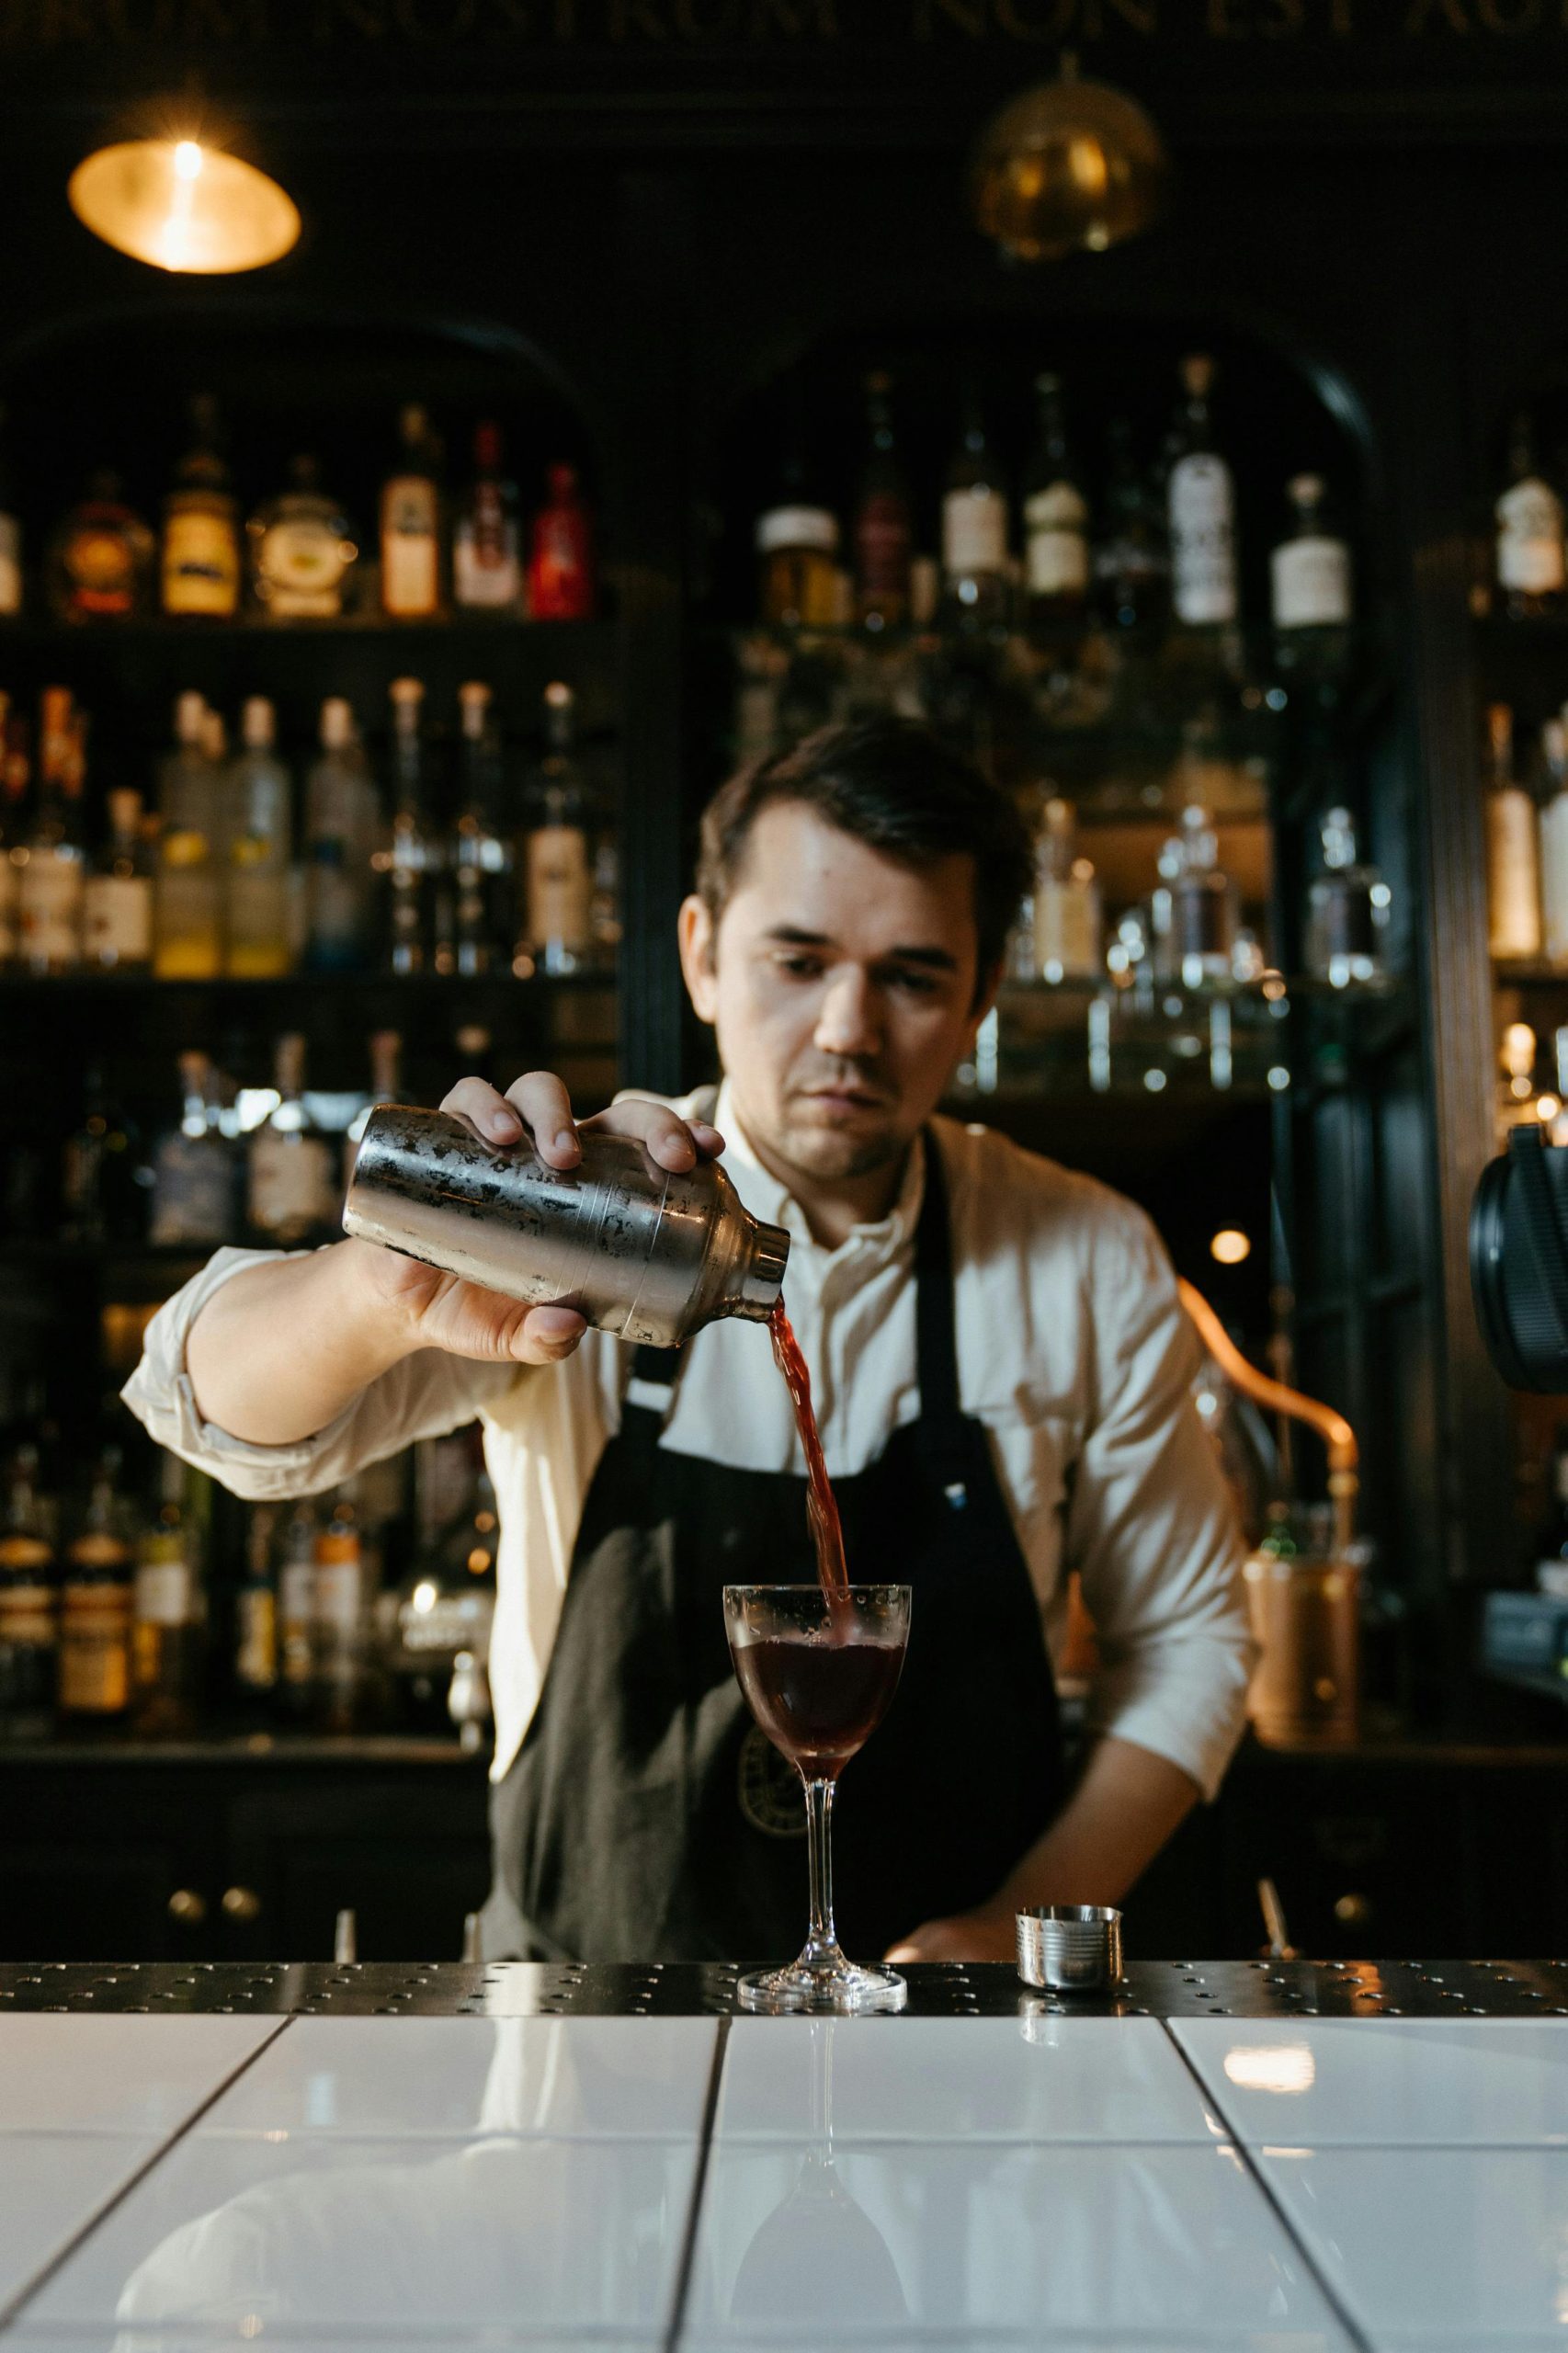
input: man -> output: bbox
[125,717,1254,1964]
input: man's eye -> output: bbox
[890,970,939,995]
[777,954,823,978]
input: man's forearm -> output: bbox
[996,1734,1199,1911]
[186,1242,414,1448]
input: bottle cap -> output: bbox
[200,710,228,761]
[756,505,838,556]
[175,689,207,744]
[389,676,425,716]
[1180,353,1215,400]
[1289,472,1326,509]
[459,680,493,737]
[241,697,275,750]
[108,786,142,831]
[320,697,355,750]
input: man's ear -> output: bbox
[678,894,719,1026]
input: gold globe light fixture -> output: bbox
[971,57,1168,265]
[68,137,300,275]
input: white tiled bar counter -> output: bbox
[2,1961,1567,2351]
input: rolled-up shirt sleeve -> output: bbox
[1067,1210,1257,1802]
[120,1246,518,1502]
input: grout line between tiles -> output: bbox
[663,2014,729,2353]
[1158,2017,1375,2353]
[0,2013,297,2334]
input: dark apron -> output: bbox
[481,1135,1064,1964]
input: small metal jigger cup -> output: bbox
[1016,1904,1124,1992]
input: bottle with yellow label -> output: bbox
[131,1454,206,1739]
[153,693,223,978]
[162,394,242,620]
[58,1448,133,1730]
[0,1443,58,1741]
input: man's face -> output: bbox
[678,801,993,1187]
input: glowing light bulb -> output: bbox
[1210,1229,1251,1267]
[174,140,203,180]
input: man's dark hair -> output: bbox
[696,717,1034,1003]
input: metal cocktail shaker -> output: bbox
[342,1104,790,1348]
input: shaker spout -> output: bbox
[734,1215,790,1323]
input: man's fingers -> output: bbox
[505,1072,580,1168]
[596,1093,723,1171]
[440,1076,523,1146]
[517,1303,587,1359]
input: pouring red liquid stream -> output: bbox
[768,1297,849,1602]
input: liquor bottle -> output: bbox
[1023,372,1090,625]
[161,393,242,620]
[249,455,358,620]
[1484,702,1542,961]
[1167,355,1238,630]
[387,1462,497,1733]
[0,1444,57,1740]
[305,697,380,972]
[942,392,1010,630]
[60,1065,145,1245]
[82,788,154,972]
[589,830,621,971]
[1499,1020,1542,1133]
[382,676,437,975]
[1540,721,1568,969]
[248,1032,339,1247]
[0,406,23,619]
[312,1485,371,1734]
[1304,808,1390,989]
[131,1454,205,1738]
[1030,798,1103,983]
[452,679,511,977]
[225,696,294,977]
[17,688,85,972]
[276,1497,318,1723]
[528,462,596,620]
[1270,473,1353,671]
[523,680,592,975]
[757,455,839,631]
[234,1505,278,1712]
[153,691,223,980]
[1174,806,1238,986]
[380,403,444,620]
[48,469,154,623]
[1094,417,1168,634]
[343,1029,403,1191]
[852,371,912,632]
[58,1447,134,1730]
[0,693,20,966]
[1496,413,1565,620]
[148,1051,240,1248]
[452,420,522,612]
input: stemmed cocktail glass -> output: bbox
[722,1582,911,2014]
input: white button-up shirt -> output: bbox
[123,1084,1256,1801]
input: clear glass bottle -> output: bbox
[387,1462,497,1735]
[248,1031,339,1247]
[942,391,1010,630]
[1496,412,1565,620]
[249,455,358,620]
[452,678,511,977]
[1167,354,1238,630]
[48,469,154,624]
[852,371,911,632]
[225,695,294,977]
[1305,808,1390,989]
[1094,417,1168,635]
[756,457,838,631]
[1174,804,1238,986]
[1484,701,1543,961]
[149,1051,240,1248]
[523,679,592,975]
[312,1485,373,1734]
[1270,473,1353,675]
[452,420,522,612]
[305,697,381,972]
[343,1029,403,1192]
[58,1447,134,1730]
[153,690,222,979]
[0,1443,58,1741]
[82,787,153,972]
[1023,372,1090,626]
[380,402,444,620]
[1030,797,1102,983]
[17,687,85,972]
[528,461,596,620]
[381,676,437,976]
[162,392,242,620]
[131,1453,205,1738]
[276,1497,318,1724]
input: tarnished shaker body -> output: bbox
[341,1104,790,1348]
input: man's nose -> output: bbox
[814,966,881,1059]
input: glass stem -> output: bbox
[803,1774,840,1960]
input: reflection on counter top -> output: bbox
[0,1732,485,1767]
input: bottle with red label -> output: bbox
[453,421,522,613]
[528,462,596,620]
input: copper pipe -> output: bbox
[1178,1277,1359,1552]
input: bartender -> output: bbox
[125,715,1255,1965]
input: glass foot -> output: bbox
[738,1958,908,2015]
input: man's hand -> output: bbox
[355,1069,725,1368]
[883,1903,1017,1965]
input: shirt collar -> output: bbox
[711,1077,926,1262]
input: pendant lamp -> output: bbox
[68,137,300,275]
[971,57,1168,265]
